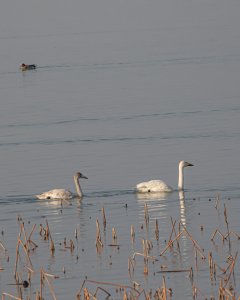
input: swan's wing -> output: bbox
[136,180,172,193]
[36,189,73,200]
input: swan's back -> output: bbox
[36,189,73,200]
[136,180,172,193]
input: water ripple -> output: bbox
[1,106,240,130]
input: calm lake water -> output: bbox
[0,0,240,299]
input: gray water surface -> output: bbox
[0,0,240,299]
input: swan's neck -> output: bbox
[178,165,184,190]
[74,176,83,198]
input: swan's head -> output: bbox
[179,160,194,168]
[74,172,88,180]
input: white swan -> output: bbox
[135,160,193,193]
[36,172,88,200]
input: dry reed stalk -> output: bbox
[155,220,159,242]
[180,223,206,259]
[128,257,135,274]
[28,223,36,241]
[17,215,23,222]
[224,204,232,251]
[213,263,217,281]
[95,219,103,254]
[25,266,34,284]
[135,288,147,300]
[45,220,52,241]
[132,281,140,289]
[157,269,192,273]
[225,231,240,240]
[194,248,199,271]
[70,240,75,252]
[76,279,87,298]
[211,229,226,242]
[44,222,49,240]
[130,225,135,244]
[142,240,150,275]
[27,224,38,251]
[44,272,59,279]
[144,203,149,226]
[218,285,223,300]
[17,286,22,300]
[192,284,205,299]
[18,237,33,268]
[18,222,38,252]
[44,274,58,300]
[208,251,214,280]
[159,230,184,256]
[40,268,44,300]
[64,239,75,252]
[189,267,194,281]
[216,260,233,274]
[14,272,19,285]
[35,289,40,300]
[146,240,153,251]
[39,224,43,236]
[215,193,220,210]
[132,252,158,261]
[224,204,229,227]
[0,241,6,252]
[14,239,20,278]
[112,227,117,243]
[142,239,148,257]
[102,207,106,230]
[76,294,80,300]
[143,258,148,275]
[2,292,22,300]
[214,262,227,275]
[84,287,91,300]
[223,252,238,288]
[75,229,78,239]
[192,286,197,299]
[96,219,100,240]
[50,239,55,254]
[224,288,235,298]
[44,221,55,254]
[170,217,180,251]
[94,286,111,298]
[153,288,161,300]
[162,276,167,300]
[20,223,28,249]
[76,279,141,299]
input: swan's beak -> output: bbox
[187,162,194,167]
[81,174,88,179]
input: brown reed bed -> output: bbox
[2,195,240,300]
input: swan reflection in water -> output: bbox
[179,190,186,226]
[135,191,169,224]
[136,191,170,201]
[136,190,187,227]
